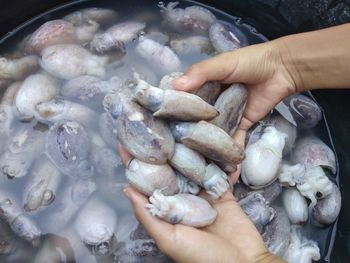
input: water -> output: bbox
[0,0,339,262]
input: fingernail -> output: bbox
[174,76,190,86]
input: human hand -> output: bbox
[123,186,284,263]
[118,147,284,263]
[172,42,297,182]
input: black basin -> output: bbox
[1,1,349,262]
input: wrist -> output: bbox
[271,23,350,92]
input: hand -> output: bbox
[123,186,283,263]
[119,146,284,263]
[172,42,296,182]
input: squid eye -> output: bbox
[316,192,323,199]
[169,215,179,224]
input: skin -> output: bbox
[120,23,350,262]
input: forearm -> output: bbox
[273,23,350,92]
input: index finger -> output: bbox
[172,52,239,92]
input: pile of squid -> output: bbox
[0,1,341,262]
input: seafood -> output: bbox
[0,126,46,178]
[283,93,322,128]
[34,98,99,127]
[26,20,76,54]
[282,187,308,225]
[246,114,297,156]
[168,143,206,184]
[74,20,100,44]
[114,239,170,263]
[160,2,216,34]
[171,121,244,164]
[92,147,122,178]
[291,136,336,174]
[278,164,333,207]
[241,127,287,189]
[312,182,341,225]
[33,234,75,263]
[40,44,108,80]
[261,181,283,204]
[0,190,41,244]
[159,71,183,90]
[0,82,21,135]
[144,30,170,45]
[0,55,39,80]
[283,226,320,263]
[74,198,117,256]
[147,190,217,227]
[133,78,219,121]
[195,81,221,105]
[234,181,282,204]
[0,218,16,255]
[239,193,276,233]
[23,154,61,212]
[64,8,118,26]
[61,75,122,102]
[170,36,214,54]
[209,21,241,52]
[125,158,179,196]
[98,112,119,146]
[212,84,247,136]
[270,115,297,155]
[262,206,291,257]
[176,172,201,195]
[46,120,92,178]
[42,182,93,233]
[71,178,96,206]
[15,73,59,118]
[136,37,181,75]
[91,21,146,53]
[104,92,175,164]
[169,143,229,198]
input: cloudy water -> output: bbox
[0,0,338,262]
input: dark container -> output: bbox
[1,0,349,262]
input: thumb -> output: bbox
[172,52,239,92]
[123,187,176,248]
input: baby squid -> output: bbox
[23,154,62,212]
[125,158,179,196]
[91,21,145,53]
[291,136,336,174]
[61,75,122,103]
[312,182,341,226]
[74,198,117,257]
[104,92,174,164]
[136,37,181,75]
[147,190,217,227]
[0,55,39,81]
[211,84,248,136]
[40,44,108,80]
[283,226,320,263]
[282,187,308,225]
[133,78,219,121]
[171,121,244,164]
[262,206,291,257]
[64,8,118,26]
[241,127,287,189]
[0,190,41,244]
[15,73,59,119]
[209,21,242,53]
[239,193,276,233]
[46,120,92,178]
[160,2,217,34]
[34,98,99,128]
